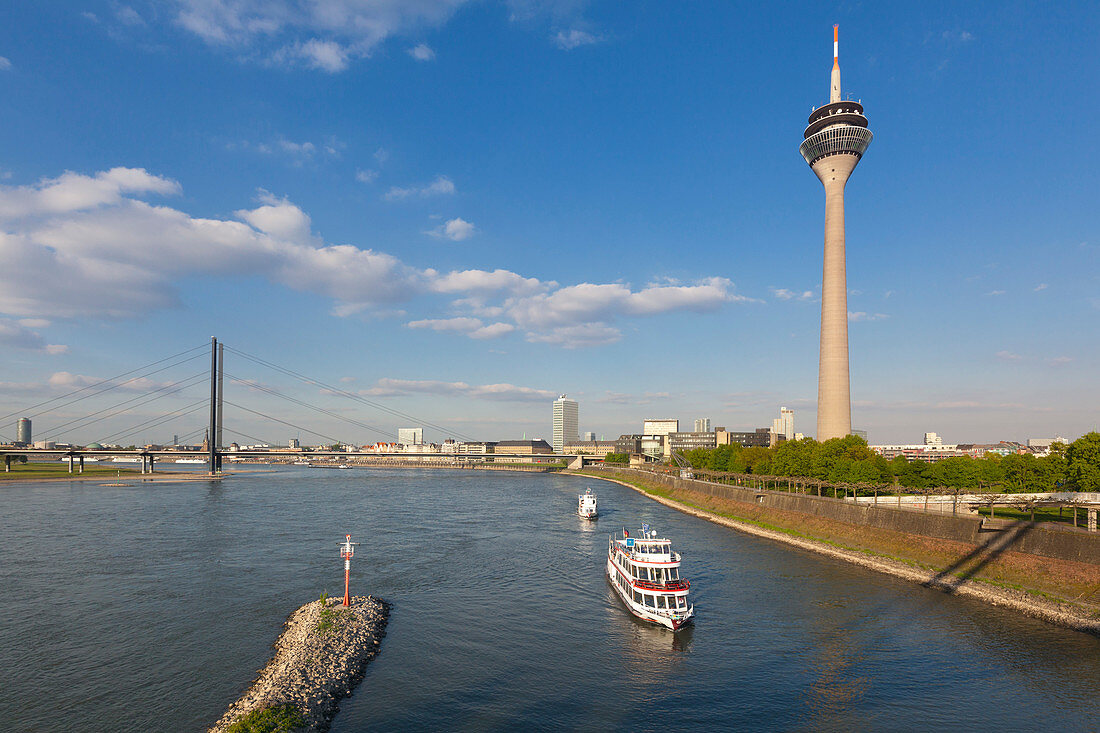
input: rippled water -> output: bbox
[1,468,1099,732]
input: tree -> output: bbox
[1066,432,1100,492]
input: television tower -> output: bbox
[799,25,873,441]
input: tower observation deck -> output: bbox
[802,25,873,442]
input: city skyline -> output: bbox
[1,3,1098,445]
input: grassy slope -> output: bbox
[0,463,141,480]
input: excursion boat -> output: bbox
[607,525,693,630]
[578,488,598,519]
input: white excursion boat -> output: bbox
[607,525,694,631]
[578,488,598,519]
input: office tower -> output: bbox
[694,418,711,433]
[398,428,425,445]
[553,395,579,452]
[17,417,31,444]
[771,407,795,441]
[800,25,873,440]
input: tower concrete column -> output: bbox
[800,25,871,442]
[813,154,857,440]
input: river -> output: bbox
[1,468,1098,731]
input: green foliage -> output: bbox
[1067,432,1100,492]
[225,703,306,733]
[603,453,629,464]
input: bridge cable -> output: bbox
[41,371,209,441]
[0,343,208,425]
[221,400,346,445]
[223,345,478,442]
[95,399,209,445]
[222,371,394,441]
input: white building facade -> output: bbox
[553,395,579,453]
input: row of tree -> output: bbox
[680,432,1100,493]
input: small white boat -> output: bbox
[607,525,694,631]
[578,488,598,519]
[174,458,207,464]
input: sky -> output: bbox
[0,1,1098,448]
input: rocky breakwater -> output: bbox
[211,594,389,732]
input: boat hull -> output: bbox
[606,558,693,631]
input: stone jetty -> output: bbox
[210,595,389,732]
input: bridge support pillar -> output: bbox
[68,455,74,474]
[4,455,9,473]
[140,456,147,475]
[79,456,84,474]
[148,455,154,474]
[1089,508,1097,533]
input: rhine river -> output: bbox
[2,468,1100,731]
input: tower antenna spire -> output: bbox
[831,24,841,103]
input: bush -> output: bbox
[225,703,305,733]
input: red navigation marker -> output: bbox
[340,534,360,607]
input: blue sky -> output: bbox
[0,1,1097,448]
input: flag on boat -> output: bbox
[642,523,650,534]
[623,528,629,538]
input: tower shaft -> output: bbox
[813,156,857,439]
[800,25,871,442]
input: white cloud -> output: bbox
[1049,356,1072,366]
[175,0,467,70]
[1034,283,1048,292]
[426,217,475,241]
[525,323,622,349]
[0,57,12,71]
[362,377,555,402]
[0,319,66,353]
[355,169,379,184]
[996,350,1022,362]
[848,311,888,322]
[985,290,1006,296]
[553,29,600,50]
[408,43,435,61]
[385,175,455,200]
[406,316,513,340]
[115,5,145,26]
[0,165,752,349]
[772,287,813,301]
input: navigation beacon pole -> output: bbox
[340,534,360,607]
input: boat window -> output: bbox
[669,568,679,580]
[633,590,642,604]
[675,596,686,609]
[656,595,667,609]
[644,594,655,608]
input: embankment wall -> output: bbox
[591,468,1100,566]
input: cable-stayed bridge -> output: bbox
[1,337,562,474]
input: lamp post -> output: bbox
[340,534,360,607]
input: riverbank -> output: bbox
[0,467,223,483]
[211,595,388,732]
[574,468,1100,635]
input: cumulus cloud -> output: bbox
[362,377,555,402]
[847,311,888,322]
[406,317,514,340]
[0,56,11,71]
[408,43,435,61]
[175,0,467,71]
[1034,283,1048,292]
[0,319,66,353]
[996,350,1022,362]
[355,169,379,184]
[426,217,475,241]
[772,287,814,301]
[385,175,455,201]
[0,165,753,349]
[553,29,600,50]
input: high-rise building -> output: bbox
[16,417,31,444]
[924,432,942,446]
[289,438,301,449]
[771,407,795,441]
[584,431,597,441]
[552,395,579,452]
[398,427,424,445]
[800,25,872,441]
[642,418,679,437]
[694,418,711,433]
